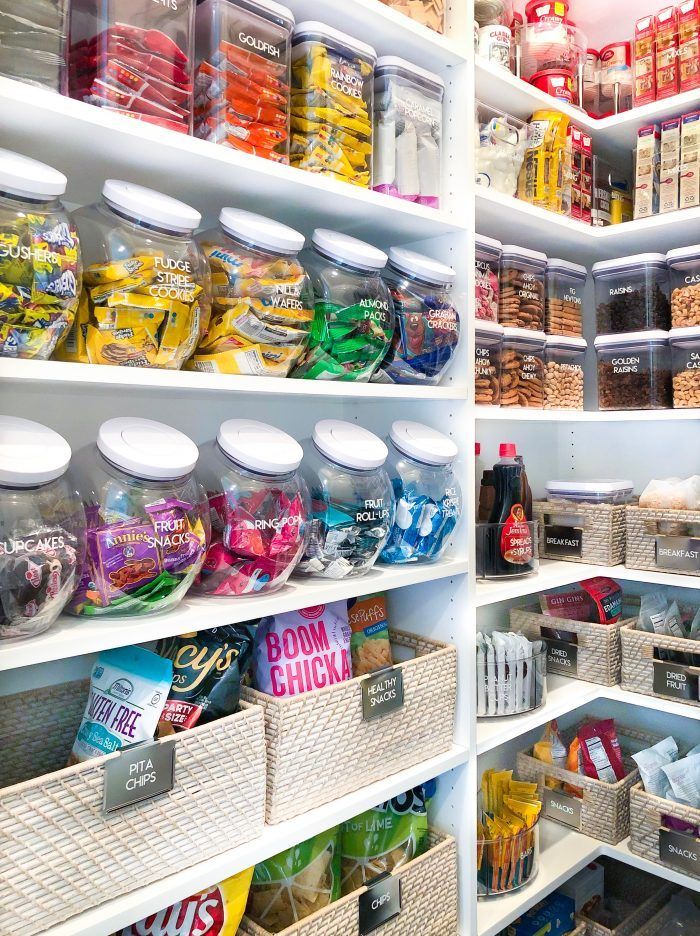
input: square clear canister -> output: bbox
[592,253,671,333]
[594,330,672,410]
[670,326,700,409]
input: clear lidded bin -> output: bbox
[499,245,547,331]
[666,245,700,329]
[546,479,634,504]
[592,253,671,333]
[477,815,540,897]
[545,257,587,337]
[670,326,700,409]
[0,0,69,92]
[500,326,546,408]
[544,335,586,410]
[475,321,503,406]
[475,102,530,198]
[475,234,502,323]
[476,636,547,717]
[594,330,672,410]
[193,418,309,596]
[0,417,86,639]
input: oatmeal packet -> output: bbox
[348,592,393,677]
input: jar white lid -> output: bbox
[375,56,444,90]
[0,416,71,487]
[503,326,547,342]
[313,419,388,470]
[388,247,456,286]
[220,208,304,255]
[545,335,587,350]
[217,418,302,474]
[98,417,198,481]
[103,180,201,233]
[547,258,588,278]
[390,420,458,466]
[0,148,67,200]
[476,320,504,336]
[547,479,634,495]
[666,245,700,265]
[293,21,376,62]
[594,329,669,348]
[475,233,503,253]
[669,325,700,343]
[500,245,547,265]
[241,0,295,30]
[592,253,667,274]
[312,229,387,272]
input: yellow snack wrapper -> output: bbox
[88,275,148,304]
[56,291,90,363]
[155,304,199,368]
[83,256,157,287]
[187,341,304,377]
[86,324,159,367]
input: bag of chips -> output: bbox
[348,592,393,677]
[578,719,626,783]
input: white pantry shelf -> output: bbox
[475,406,700,422]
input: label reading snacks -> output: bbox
[655,536,700,572]
[103,740,175,813]
[544,638,578,677]
[358,872,402,934]
[652,660,700,701]
[362,667,404,721]
[659,828,700,875]
[543,788,582,829]
[544,524,583,559]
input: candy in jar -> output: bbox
[0,0,69,91]
[69,418,209,617]
[0,148,81,360]
[0,417,86,639]
[189,208,313,377]
[297,420,394,579]
[381,421,461,564]
[194,419,309,596]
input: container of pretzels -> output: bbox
[500,327,545,408]
[475,321,503,406]
[499,245,546,331]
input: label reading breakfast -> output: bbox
[655,536,700,572]
[544,524,583,559]
[103,740,175,813]
[362,667,404,721]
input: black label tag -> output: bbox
[362,667,404,722]
[544,525,583,559]
[358,873,402,934]
[103,740,175,813]
[543,788,582,829]
[544,638,579,677]
[652,660,699,701]
[659,828,700,875]
[655,536,700,573]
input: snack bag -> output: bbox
[246,827,341,931]
[578,719,626,783]
[348,592,393,676]
[539,577,622,625]
[70,646,173,765]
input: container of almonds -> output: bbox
[670,326,700,409]
[500,326,545,408]
[544,336,586,410]
[475,321,503,406]
[545,258,587,336]
[499,245,547,331]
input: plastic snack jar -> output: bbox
[499,245,547,330]
[381,420,461,564]
[70,417,209,617]
[545,257,587,336]
[475,321,504,406]
[290,22,376,188]
[373,57,444,208]
[669,326,700,409]
[194,0,294,163]
[475,234,502,323]
[194,418,309,596]
[191,208,313,377]
[0,417,86,639]
[500,326,546,407]
[544,335,586,409]
[297,419,394,579]
[62,181,211,370]
[667,245,700,328]
[0,0,69,91]
[592,253,671,333]
[594,330,672,410]
[293,229,394,382]
[0,148,81,360]
[68,0,196,133]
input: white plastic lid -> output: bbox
[217,419,302,475]
[390,420,458,466]
[292,21,377,62]
[501,245,548,265]
[503,326,547,343]
[240,0,295,29]
[387,247,456,286]
[102,180,201,233]
[313,419,388,470]
[592,253,667,274]
[0,416,71,487]
[669,325,700,344]
[545,335,587,350]
[547,479,634,496]
[475,233,502,253]
[97,417,199,481]
[312,229,387,272]
[220,208,304,255]
[475,321,504,336]
[547,258,588,278]
[374,56,444,90]
[0,148,67,200]
[594,330,669,348]
[666,245,700,265]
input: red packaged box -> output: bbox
[569,126,583,220]
[633,14,657,106]
[580,132,593,225]
[656,6,680,99]
[679,0,700,92]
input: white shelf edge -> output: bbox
[475,406,700,422]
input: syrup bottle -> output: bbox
[487,443,535,577]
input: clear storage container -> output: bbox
[381,420,461,564]
[380,0,445,33]
[293,229,393,381]
[670,326,700,409]
[546,479,634,504]
[194,0,293,163]
[592,253,671,333]
[0,149,81,361]
[290,22,376,187]
[666,245,700,328]
[475,321,503,406]
[193,419,308,596]
[62,181,211,370]
[545,258,587,336]
[190,208,313,377]
[68,0,196,133]
[376,247,459,385]
[500,327,546,407]
[296,419,394,579]
[475,234,502,323]
[499,245,547,330]
[0,0,68,91]
[0,417,86,639]
[544,335,586,410]
[476,102,530,197]
[594,330,672,410]
[70,417,209,617]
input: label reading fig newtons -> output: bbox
[544,638,578,677]
[362,667,404,721]
[544,788,582,829]
[358,874,401,934]
[655,536,700,573]
[544,524,583,559]
[659,828,700,875]
[103,740,175,813]
[652,660,699,701]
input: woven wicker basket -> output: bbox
[625,505,700,576]
[243,628,457,824]
[0,679,266,936]
[533,501,627,565]
[629,783,700,880]
[516,721,661,844]
[636,899,697,935]
[239,831,457,936]
[621,621,700,707]
[568,925,586,936]
[575,859,676,936]
[510,606,630,686]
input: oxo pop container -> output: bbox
[499,245,547,330]
[475,234,502,323]
[546,479,634,504]
[670,326,700,408]
[475,321,503,406]
[500,327,546,407]
[666,245,700,328]
[545,258,587,336]
[592,254,671,333]
[373,57,444,209]
[544,335,586,410]
[194,0,293,163]
[594,331,672,410]
[0,0,69,91]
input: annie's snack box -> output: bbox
[681,110,700,209]
[633,14,657,106]
[656,6,680,99]
[660,117,681,214]
[635,124,660,219]
[679,0,700,92]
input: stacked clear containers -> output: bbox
[545,258,587,336]
[544,336,586,409]
[70,417,208,617]
[0,417,86,639]
[670,327,700,409]
[0,148,81,360]
[667,245,700,328]
[475,321,503,406]
[68,0,196,133]
[0,0,69,91]
[381,420,461,565]
[499,245,546,331]
[373,57,444,209]
[500,327,546,408]
[63,181,211,370]
[594,331,672,410]
[297,420,394,579]
[194,419,308,596]
[191,208,313,377]
[592,253,671,333]
[377,247,459,385]
[293,229,394,382]
[194,0,293,163]
[475,234,502,323]
[290,23,376,188]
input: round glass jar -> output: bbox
[376,246,459,385]
[544,335,586,409]
[70,417,209,617]
[293,229,394,381]
[63,180,211,369]
[381,420,461,564]
[0,148,81,360]
[194,418,309,596]
[475,321,503,406]
[0,417,86,639]
[500,327,546,407]
[296,419,394,579]
[192,208,314,377]
[670,326,700,409]
[594,330,671,410]
[592,253,671,333]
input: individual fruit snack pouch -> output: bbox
[347,592,393,677]
[578,719,626,783]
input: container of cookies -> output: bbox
[500,327,545,408]
[475,321,503,406]
[545,258,587,336]
[499,245,547,331]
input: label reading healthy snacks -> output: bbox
[362,666,404,721]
